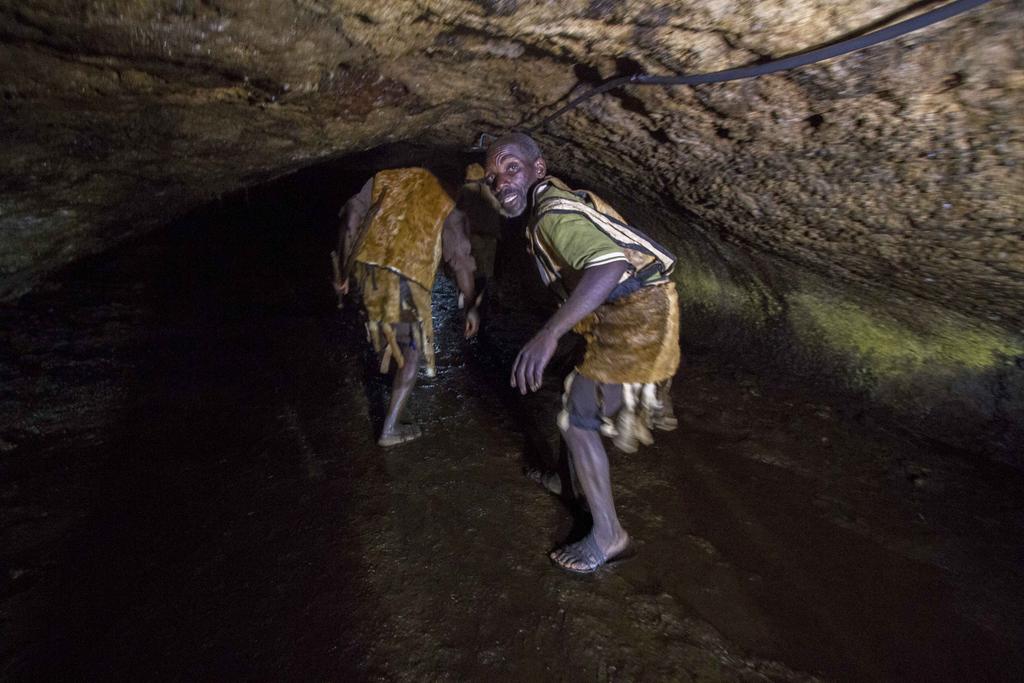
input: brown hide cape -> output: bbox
[564,278,681,454]
[354,168,453,377]
[574,282,680,385]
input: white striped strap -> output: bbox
[534,197,676,277]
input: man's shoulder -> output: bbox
[529,186,611,258]
[375,166,432,179]
[372,167,444,194]
[530,179,591,231]
[532,177,585,206]
[532,178,629,226]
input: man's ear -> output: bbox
[534,157,547,178]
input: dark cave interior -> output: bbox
[3,0,1023,676]
[2,141,1023,679]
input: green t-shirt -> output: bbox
[531,182,667,294]
[532,183,628,292]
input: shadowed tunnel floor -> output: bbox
[2,171,1023,681]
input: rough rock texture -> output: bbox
[1,0,1022,459]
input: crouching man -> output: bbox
[484,133,679,573]
[333,167,479,447]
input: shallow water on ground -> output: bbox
[2,194,1023,681]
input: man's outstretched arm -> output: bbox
[442,208,480,338]
[511,260,629,394]
[454,266,479,338]
[332,179,373,300]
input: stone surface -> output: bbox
[3,188,1023,679]
[1,0,1022,458]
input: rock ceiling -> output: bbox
[1,1,1021,332]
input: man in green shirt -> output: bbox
[484,133,680,574]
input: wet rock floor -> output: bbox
[2,192,1024,681]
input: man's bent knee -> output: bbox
[397,348,419,379]
[560,374,618,432]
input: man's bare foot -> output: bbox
[550,532,634,574]
[378,423,422,447]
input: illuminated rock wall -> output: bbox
[1,0,1021,458]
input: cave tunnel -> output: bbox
[2,1,1023,680]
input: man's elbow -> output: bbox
[591,259,630,280]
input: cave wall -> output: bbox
[2,0,1022,459]
[611,194,1024,460]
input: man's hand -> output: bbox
[511,329,558,394]
[464,306,480,339]
[330,249,349,308]
[508,260,627,393]
[332,277,349,308]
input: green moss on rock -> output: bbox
[790,292,1024,381]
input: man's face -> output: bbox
[484,143,546,218]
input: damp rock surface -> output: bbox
[1,0,1021,321]
[2,177,1023,680]
[2,1,1022,460]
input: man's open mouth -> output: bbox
[498,190,520,207]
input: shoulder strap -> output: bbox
[534,195,676,279]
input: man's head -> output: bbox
[464,163,486,184]
[484,132,547,218]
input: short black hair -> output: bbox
[489,132,542,161]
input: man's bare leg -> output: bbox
[379,344,421,446]
[550,425,631,571]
